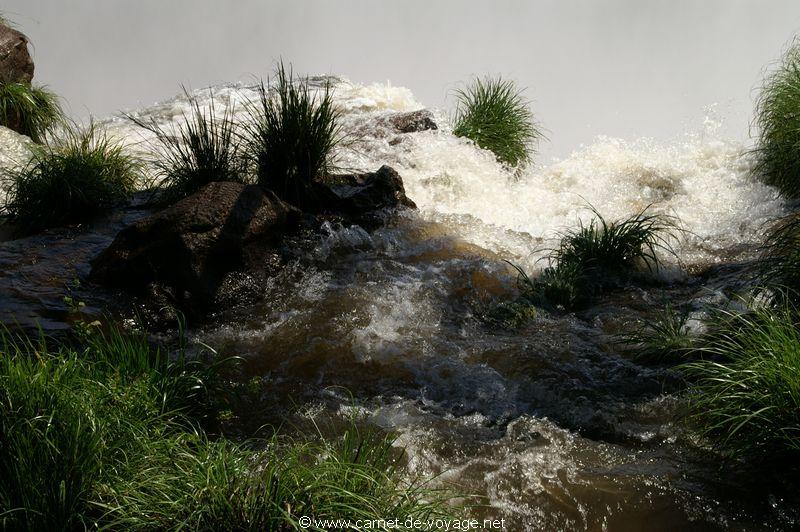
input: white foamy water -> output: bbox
[0,127,34,200]
[181,79,786,529]
[88,78,787,273]
[329,83,786,271]
[2,79,793,528]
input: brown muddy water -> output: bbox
[1,81,798,530]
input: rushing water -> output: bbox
[2,80,797,529]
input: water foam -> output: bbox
[90,78,785,272]
[333,97,785,269]
[115,79,786,529]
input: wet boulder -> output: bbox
[0,23,34,84]
[91,182,301,316]
[312,165,416,229]
[386,109,437,133]
[323,165,417,214]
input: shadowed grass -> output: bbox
[0,328,226,530]
[2,122,139,232]
[0,328,460,531]
[755,213,800,306]
[0,82,62,143]
[550,205,678,280]
[0,336,103,530]
[617,304,693,362]
[509,206,679,309]
[507,261,585,310]
[128,89,246,202]
[452,76,541,169]
[242,62,341,207]
[100,426,457,530]
[681,303,800,459]
[754,39,800,198]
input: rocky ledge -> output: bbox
[90,165,416,324]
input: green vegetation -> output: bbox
[755,40,800,198]
[243,62,341,207]
[0,328,457,530]
[128,90,246,202]
[452,76,541,169]
[0,82,62,143]
[0,329,225,530]
[550,206,677,280]
[3,122,139,232]
[755,212,800,305]
[506,261,584,310]
[617,304,693,362]
[682,303,800,459]
[510,207,678,309]
[486,296,538,329]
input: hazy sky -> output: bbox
[5,1,800,159]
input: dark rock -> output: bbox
[386,109,437,133]
[0,23,34,84]
[91,182,300,317]
[322,165,417,218]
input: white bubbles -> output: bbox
[13,79,785,528]
[334,102,785,271]
[0,126,35,198]
[92,77,784,273]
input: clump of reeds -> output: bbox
[510,206,679,309]
[242,62,341,207]
[452,76,541,169]
[0,82,62,142]
[3,121,139,232]
[128,90,246,202]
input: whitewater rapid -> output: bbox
[2,78,793,529]
[95,78,786,273]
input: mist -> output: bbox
[5,0,800,159]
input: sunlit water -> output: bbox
[3,80,797,529]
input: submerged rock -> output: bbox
[91,182,301,317]
[0,202,151,334]
[0,23,34,84]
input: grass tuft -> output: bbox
[507,261,585,310]
[0,82,62,143]
[3,122,139,232]
[681,303,800,459]
[242,62,341,207]
[485,297,538,329]
[452,76,541,169]
[510,207,678,309]
[617,304,693,362]
[100,426,456,530]
[754,39,800,198]
[550,205,678,280]
[755,212,800,305]
[0,328,460,530]
[128,89,246,202]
